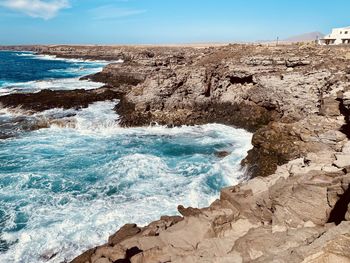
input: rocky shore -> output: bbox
[1,44,350,262]
[0,87,121,112]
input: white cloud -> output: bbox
[90,5,146,20]
[0,0,70,19]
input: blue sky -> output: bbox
[0,0,349,44]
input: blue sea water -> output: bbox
[0,51,107,95]
[0,52,252,263]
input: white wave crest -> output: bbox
[0,101,252,263]
[0,78,105,96]
[17,51,123,64]
[0,51,125,96]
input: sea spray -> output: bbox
[0,101,252,263]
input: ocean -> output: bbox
[0,51,252,263]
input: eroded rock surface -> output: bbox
[80,44,350,178]
[66,44,350,263]
[71,156,350,263]
[3,44,350,262]
[0,87,121,112]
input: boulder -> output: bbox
[108,224,141,246]
[334,154,350,168]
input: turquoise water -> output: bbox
[0,52,252,263]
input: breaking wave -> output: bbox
[0,51,111,95]
[0,101,252,263]
[0,78,104,96]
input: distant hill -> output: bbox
[283,32,325,43]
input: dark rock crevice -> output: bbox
[113,247,143,263]
[327,185,350,225]
[338,94,350,139]
[229,75,254,85]
[204,73,212,97]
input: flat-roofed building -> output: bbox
[319,26,350,45]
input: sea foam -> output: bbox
[0,78,104,96]
[0,101,252,263]
[0,51,112,95]
[0,51,252,263]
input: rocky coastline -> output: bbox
[1,44,350,262]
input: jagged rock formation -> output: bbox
[0,87,120,112]
[67,44,350,263]
[2,44,350,262]
[91,44,350,178]
[72,155,350,263]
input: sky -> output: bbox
[0,0,349,45]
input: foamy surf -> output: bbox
[0,78,105,96]
[0,101,252,263]
[0,51,111,95]
[0,51,253,263]
[15,52,123,64]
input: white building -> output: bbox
[320,26,350,45]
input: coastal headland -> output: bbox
[1,44,350,262]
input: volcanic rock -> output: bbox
[0,87,121,112]
[5,44,350,263]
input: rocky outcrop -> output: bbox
[82,63,149,90]
[3,44,350,262]
[0,113,51,139]
[65,44,350,263]
[91,45,349,178]
[0,87,122,138]
[0,87,121,112]
[0,45,198,62]
[71,152,350,263]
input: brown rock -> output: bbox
[108,224,141,246]
[177,205,202,217]
[71,248,96,263]
[215,151,231,158]
[8,44,350,263]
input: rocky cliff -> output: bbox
[2,44,350,262]
[84,44,350,179]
